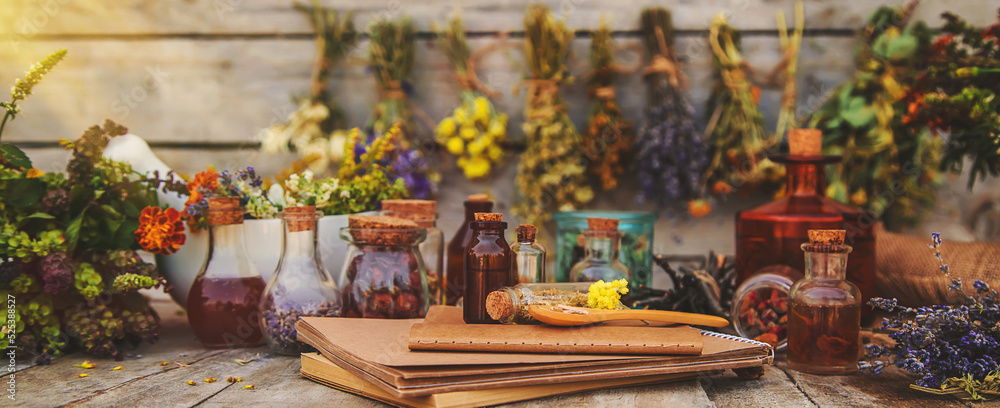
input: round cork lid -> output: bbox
[486,290,515,321]
[283,205,319,232]
[206,197,243,225]
[346,215,421,246]
[803,229,851,253]
[467,194,490,202]
[587,217,619,231]
[516,224,537,243]
[381,199,436,214]
[788,128,823,156]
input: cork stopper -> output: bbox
[808,229,846,245]
[475,212,503,222]
[206,197,243,225]
[347,215,419,245]
[516,224,537,243]
[486,290,514,322]
[467,194,490,202]
[587,217,619,232]
[283,205,318,233]
[381,199,436,214]
[788,129,823,156]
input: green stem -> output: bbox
[0,110,11,143]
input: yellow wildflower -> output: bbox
[73,360,96,369]
[445,137,464,155]
[467,139,487,156]
[587,279,629,310]
[187,380,197,386]
[488,118,506,139]
[473,97,490,125]
[463,156,491,179]
[159,361,169,366]
[205,378,218,383]
[453,107,468,125]
[487,145,503,161]
[113,366,123,371]
[459,125,477,141]
[436,117,457,138]
[244,384,255,390]
[78,373,88,378]
[25,168,44,178]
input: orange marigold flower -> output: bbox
[135,207,186,255]
[184,168,218,208]
[688,199,713,219]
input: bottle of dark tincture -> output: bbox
[187,197,266,348]
[464,212,512,324]
[445,194,493,306]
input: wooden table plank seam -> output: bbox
[61,349,229,407]
[775,366,821,407]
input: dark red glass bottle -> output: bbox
[736,131,876,320]
[464,213,513,324]
[445,195,493,306]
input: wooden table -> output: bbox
[10,299,969,407]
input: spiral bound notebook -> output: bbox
[296,306,773,399]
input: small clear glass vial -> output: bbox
[511,224,546,284]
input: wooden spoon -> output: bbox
[528,305,729,328]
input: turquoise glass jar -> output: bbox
[553,211,657,288]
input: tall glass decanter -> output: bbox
[260,206,341,355]
[735,129,875,320]
[187,197,266,348]
[787,229,861,375]
[570,218,631,284]
[445,194,493,306]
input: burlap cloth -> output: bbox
[877,225,1000,306]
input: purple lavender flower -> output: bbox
[39,252,74,295]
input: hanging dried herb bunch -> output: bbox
[581,21,634,191]
[259,2,356,174]
[704,15,775,196]
[514,5,593,225]
[805,4,938,230]
[433,13,509,180]
[366,17,436,198]
[366,16,418,143]
[634,7,707,210]
[915,12,1000,189]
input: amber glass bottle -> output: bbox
[735,129,875,320]
[445,195,493,306]
[464,213,513,324]
[187,197,266,348]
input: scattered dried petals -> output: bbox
[205,378,218,383]
[243,384,255,390]
[159,361,169,366]
[187,380,197,386]
[77,373,88,378]
[112,366,123,371]
[73,360,96,369]
[235,358,255,366]
[226,376,242,383]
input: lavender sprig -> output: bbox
[861,232,1000,400]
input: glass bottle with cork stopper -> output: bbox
[339,215,431,319]
[382,199,444,306]
[486,282,591,324]
[464,212,513,324]
[735,128,875,323]
[446,194,494,306]
[260,206,341,355]
[187,196,266,348]
[511,224,546,284]
[569,218,631,284]
[787,229,861,375]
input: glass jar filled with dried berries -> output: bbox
[382,199,443,306]
[260,206,341,355]
[339,215,431,319]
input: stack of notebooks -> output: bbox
[296,306,773,408]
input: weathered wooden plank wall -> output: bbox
[2,0,998,280]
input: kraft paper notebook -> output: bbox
[295,306,772,398]
[300,352,699,408]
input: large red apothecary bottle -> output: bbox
[735,129,875,320]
